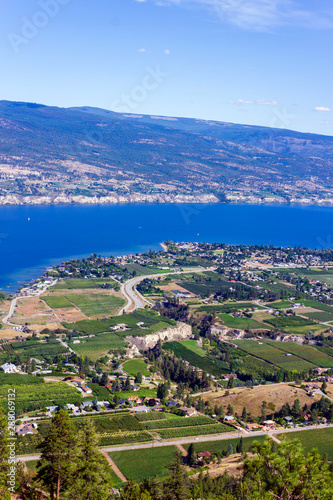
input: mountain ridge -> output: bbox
[1,100,333,205]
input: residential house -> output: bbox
[179,407,198,417]
[1,363,17,373]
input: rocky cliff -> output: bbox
[126,321,192,350]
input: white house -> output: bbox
[1,363,17,374]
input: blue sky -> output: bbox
[0,0,333,135]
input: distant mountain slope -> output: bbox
[0,100,333,205]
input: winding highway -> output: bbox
[118,267,215,315]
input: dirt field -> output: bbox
[53,307,88,322]
[202,383,322,417]
[158,282,196,296]
[190,453,244,479]
[0,328,21,339]
[11,298,59,326]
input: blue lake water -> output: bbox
[0,203,333,292]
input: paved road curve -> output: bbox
[118,267,215,315]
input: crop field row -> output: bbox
[313,345,333,357]
[0,382,80,415]
[178,340,206,356]
[163,341,229,377]
[142,416,214,430]
[298,300,333,312]
[135,412,167,422]
[265,300,292,309]
[9,339,67,360]
[99,430,152,446]
[218,313,272,330]
[197,302,265,313]
[233,340,315,372]
[122,359,151,377]
[285,428,333,460]
[69,334,127,362]
[264,341,333,368]
[264,315,316,328]
[186,435,267,455]
[302,311,333,323]
[64,310,176,336]
[157,423,232,439]
[109,446,177,483]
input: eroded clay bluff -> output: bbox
[126,321,192,350]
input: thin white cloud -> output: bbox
[315,106,331,112]
[230,98,280,105]
[137,48,147,52]
[144,1,333,31]
[165,49,171,54]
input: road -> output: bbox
[2,280,58,328]
[17,422,333,462]
[118,267,216,315]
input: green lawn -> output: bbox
[123,359,151,377]
[65,294,125,316]
[264,315,315,329]
[109,446,177,482]
[284,428,333,460]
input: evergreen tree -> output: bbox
[165,451,189,500]
[241,406,248,421]
[135,372,143,384]
[69,419,112,499]
[0,404,10,499]
[100,372,108,387]
[37,410,78,500]
[125,377,131,391]
[187,443,196,467]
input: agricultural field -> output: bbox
[265,300,292,309]
[264,341,333,368]
[123,359,151,377]
[43,296,72,309]
[201,383,322,418]
[196,302,265,314]
[8,339,68,362]
[284,428,333,460]
[186,435,267,455]
[69,334,127,362]
[0,380,79,416]
[313,345,333,358]
[178,340,206,356]
[63,293,125,317]
[109,446,177,482]
[157,423,232,439]
[163,341,229,377]
[264,315,316,329]
[302,311,333,323]
[218,314,271,331]
[135,412,167,422]
[142,416,215,430]
[64,310,176,337]
[233,340,315,371]
[297,300,333,312]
